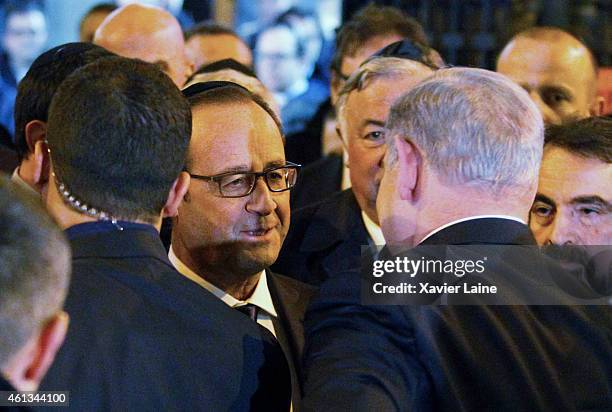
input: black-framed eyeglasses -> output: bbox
[188,162,301,198]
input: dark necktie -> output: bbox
[235,303,259,322]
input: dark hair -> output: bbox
[1,0,45,30]
[14,42,115,160]
[0,174,70,366]
[545,116,612,163]
[331,3,428,76]
[184,82,282,168]
[255,21,306,59]
[46,56,192,223]
[78,3,117,39]
[184,20,241,40]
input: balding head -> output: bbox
[497,27,603,125]
[93,3,191,86]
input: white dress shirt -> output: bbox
[11,167,38,196]
[168,246,278,337]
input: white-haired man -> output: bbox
[274,46,437,286]
[302,68,611,410]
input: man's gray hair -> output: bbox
[0,176,70,368]
[386,67,544,192]
[336,56,435,126]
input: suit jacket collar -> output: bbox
[68,224,172,267]
[421,217,536,246]
[301,189,368,252]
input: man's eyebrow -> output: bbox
[360,119,386,129]
[570,196,612,210]
[265,160,287,169]
[540,84,574,99]
[534,193,556,206]
[213,165,251,175]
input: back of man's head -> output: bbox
[0,175,70,390]
[331,4,428,79]
[45,56,192,223]
[545,116,612,163]
[14,42,115,161]
[387,67,543,196]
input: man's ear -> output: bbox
[395,135,420,202]
[163,172,190,218]
[32,139,50,189]
[336,126,348,151]
[24,120,47,153]
[24,312,69,390]
[591,95,605,117]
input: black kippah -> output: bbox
[372,39,445,70]
[192,58,257,79]
[181,80,251,98]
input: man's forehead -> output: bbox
[499,38,593,84]
[540,146,612,203]
[345,74,427,119]
[192,100,281,145]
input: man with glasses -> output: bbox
[170,81,316,409]
[39,59,290,410]
[274,41,440,286]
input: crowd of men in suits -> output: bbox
[0,2,610,411]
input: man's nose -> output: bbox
[548,212,576,245]
[245,178,276,215]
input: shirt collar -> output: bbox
[419,215,527,245]
[168,245,277,317]
[11,167,38,197]
[361,210,386,246]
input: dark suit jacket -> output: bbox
[301,218,612,411]
[267,271,318,411]
[290,154,343,211]
[41,223,291,412]
[284,99,332,167]
[273,189,369,286]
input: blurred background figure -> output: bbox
[93,3,192,86]
[184,58,278,116]
[0,175,70,393]
[255,21,327,136]
[0,0,48,138]
[237,0,294,45]
[497,27,604,125]
[78,2,116,42]
[185,21,252,71]
[276,7,327,86]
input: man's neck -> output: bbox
[172,241,260,301]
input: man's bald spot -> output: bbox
[94,4,188,85]
[498,27,598,93]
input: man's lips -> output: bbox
[240,225,278,238]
